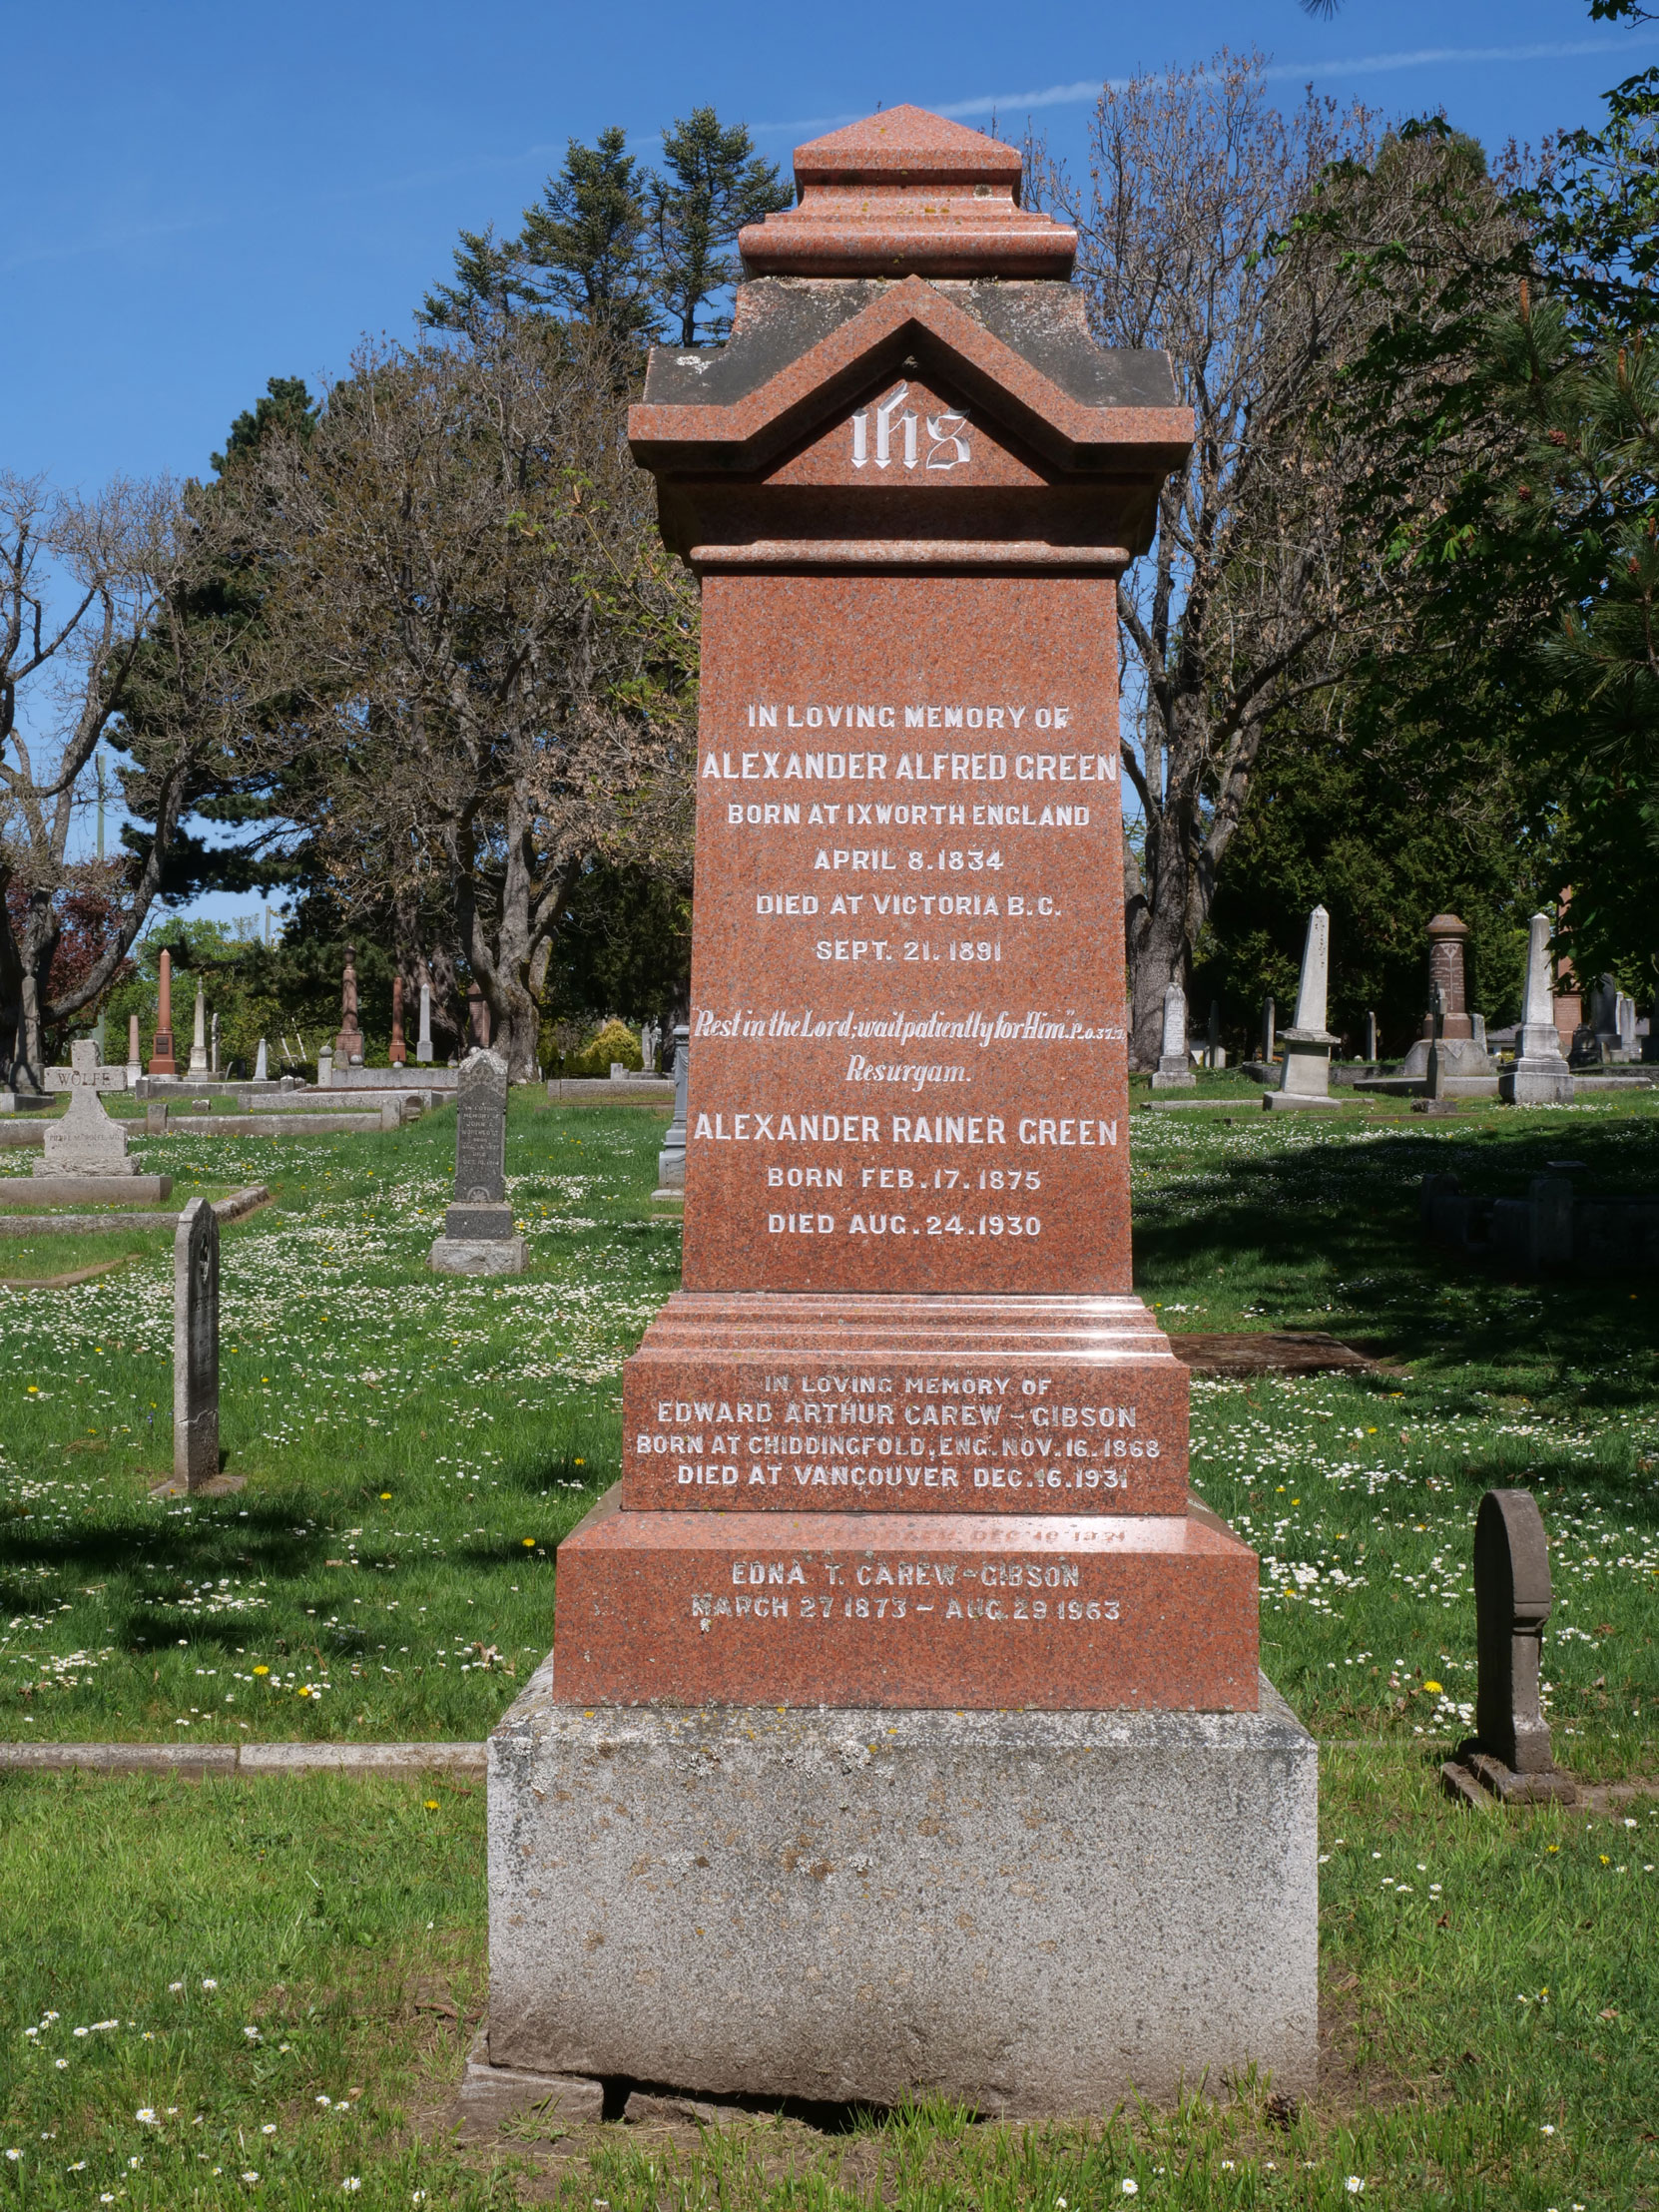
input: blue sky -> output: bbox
[7,0,1656,922]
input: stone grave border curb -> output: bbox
[0,1740,485,1777]
[0,1185,271,1240]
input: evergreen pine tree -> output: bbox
[648,108,793,344]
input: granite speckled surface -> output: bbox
[550,1484,1258,1711]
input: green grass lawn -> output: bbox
[1,1085,1655,2206]
[1,1098,676,1742]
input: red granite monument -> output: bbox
[482,108,1315,2122]
[550,104,1254,1713]
[150,947,178,1076]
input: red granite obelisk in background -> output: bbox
[150,947,177,1075]
[549,106,1259,1714]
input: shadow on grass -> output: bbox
[1134,1117,1659,1406]
[0,1499,351,1648]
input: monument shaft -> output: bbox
[686,573,1128,1296]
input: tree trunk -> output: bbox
[0,867,21,1087]
[1128,860,1191,1069]
[13,890,63,1092]
[427,942,466,1061]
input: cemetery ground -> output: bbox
[1,1085,1656,2208]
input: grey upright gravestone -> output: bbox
[1442,1489,1574,1806]
[172,1197,222,1493]
[430,1049,526,1275]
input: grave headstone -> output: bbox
[416,977,434,1065]
[127,1014,142,1086]
[173,1196,220,1492]
[210,1008,221,1076]
[188,985,209,1074]
[333,944,366,1064]
[653,1025,690,1196]
[478,106,1315,2126]
[429,1048,525,1275]
[316,1047,333,1088]
[151,948,178,1075]
[1267,905,1341,1111]
[254,1037,269,1082]
[467,980,490,1048]
[1442,1489,1574,1805]
[1363,1010,1379,1063]
[1403,915,1491,1079]
[1499,913,1573,1105]
[1152,980,1196,1088]
[390,974,407,1065]
[39,1041,136,1177]
[1262,994,1276,1066]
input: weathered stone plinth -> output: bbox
[484,1678,1318,2115]
[1500,952,1575,1104]
[1266,911,1340,1107]
[1500,1061,1575,1105]
[430,1236,529,1276]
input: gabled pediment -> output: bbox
[628,277,1190,481]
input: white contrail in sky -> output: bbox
[754,32,1659,135]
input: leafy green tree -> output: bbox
[1194,686,1552,1053]
[538,858,691,1031]
[1316,88,1659,991]
[212,377,318,475]
[118,376,322,920]
[647,108,792,345]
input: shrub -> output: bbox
[559,1017,643,1077]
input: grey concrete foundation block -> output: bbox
[429,1237,528,1276]
[486,1669,1318,2116]
[454,2029,602,2137]
[1261,1093,1345,1112]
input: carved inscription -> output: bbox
[849,382,970,473]
[453,1050,508,1203]
[686,590,1130,1294]
[632,1371,1172,1503]
[689,1550,1121,1628]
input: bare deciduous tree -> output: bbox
[1037,56,1515,1062]
[249,317,696,1079]
[0,474,243,1085]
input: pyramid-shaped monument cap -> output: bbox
[740,103,1075,280]
[794,104,1025,186]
